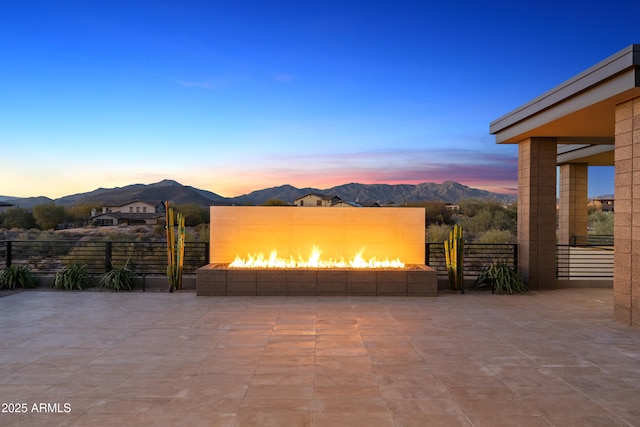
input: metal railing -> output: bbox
[427,241,614,280]
[0,239,615,280]
[569,235,614,246]
[0,240,209,275]
[426,243,518,277]
[556,244,614,279]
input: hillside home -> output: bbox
[91,200,165,226]
[331,199,363,207]
[591,198,614,212]
[294,193,344,207]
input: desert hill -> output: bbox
[1,179,516,208]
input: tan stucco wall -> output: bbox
[209,206,425,265]
[614,96,640,326]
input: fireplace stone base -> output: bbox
[196,264,438,296]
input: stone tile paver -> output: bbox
[0,289,639,426]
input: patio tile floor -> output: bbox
[0,288,639,426]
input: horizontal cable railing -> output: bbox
[556,244,614,279]
[569,235,614,246]
[1,240,615,280]
[425,243,518,277]
[0,240,209,275]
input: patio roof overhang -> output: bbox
[490,44,640,165]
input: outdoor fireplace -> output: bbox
[196,206,437,296]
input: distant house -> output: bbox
[331,199,363,208]
[293,193,374,207]
[294,193,343,207]
[591,198,614,213]
[91,200,165,226]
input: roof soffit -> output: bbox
[491,44,640,144]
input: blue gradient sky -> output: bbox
[1,1,633,199]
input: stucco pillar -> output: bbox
[614,96,640,326]
[518,138,557,289]
[558,163,588,245]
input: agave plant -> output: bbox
[101,260,136,292]
[53,264,93,290]
[475,259,528,295]
[0,265,39,289]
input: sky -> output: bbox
[1,0,636,200]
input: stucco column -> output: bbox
[558,163,588,245]
[518,138,557,289]
[614,96,640,326]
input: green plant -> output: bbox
[474,259,528,294]
[166,203,186,292]
[53,264,93,290]
[426,223,453,243]
[101,261,136,291]
[588,211,614,235]
[475,229,515,244]
[0,265,39,289]
[444,224,464,292]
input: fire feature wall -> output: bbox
[210,206,425,265]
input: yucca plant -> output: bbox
[101,260,136,291]
[53,264,93,290]
[475,259,528,295]
[0,265,39,289]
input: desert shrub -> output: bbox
[153,224,166,237]
[186,223,209,242]
[101,260,136,291]
[1,208,37,229]
[262,198,288,206]
[0,265,39,289]
[457,199,517,242]
[109,241,154,272]
[53,264,93,290]
[475,259,527,294]
[475,229,515,244]
[172,203,209,226]
[32,203,69,230]
[59,240,105,272]
[406,201,454,225]
[588,211,614,235]
[425,224,452,243]
[32,233,73,257]
[106,231,136,241]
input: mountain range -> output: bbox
[0,179,516,209]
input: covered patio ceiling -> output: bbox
[490,44,640,166]
[557,141,614,165]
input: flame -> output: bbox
[229,245,405,269]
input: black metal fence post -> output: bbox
[425,243,430,266]
[105,241,112,273]
[6,241,11,268]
